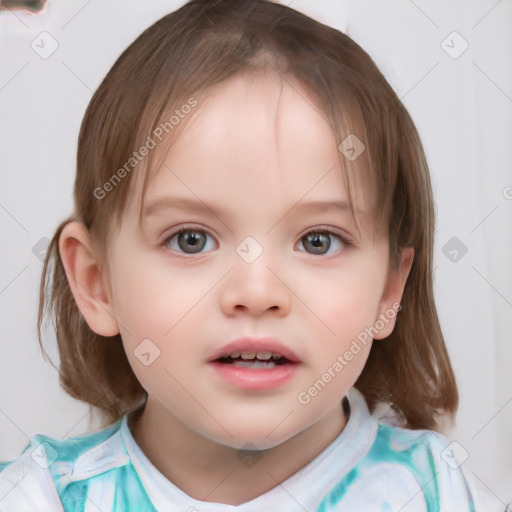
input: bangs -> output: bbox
[121,72,393,258]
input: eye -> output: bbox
[297,230,349,255]
[164,228,216,254]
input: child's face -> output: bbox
[104,72,407,448]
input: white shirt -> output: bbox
[0,388,501,511]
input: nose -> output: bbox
[219,257,292,318]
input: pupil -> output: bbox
[178,231,206,253]
[305,233,330,254]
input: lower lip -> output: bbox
[209,361,299,390]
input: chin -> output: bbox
[214,433,293,452]
[196,416,306,451]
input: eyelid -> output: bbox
[297,226,354,245]
[161,223,214,238]
[294,226,354,257]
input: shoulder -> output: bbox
[0,419,146,512]
[372,423,486,510]
[369,424,504,511]
[320,422,480,511]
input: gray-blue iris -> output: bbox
[303,232,331,254]
[178,230,207,253]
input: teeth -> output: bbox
[234,360,276,369]
[225,352,285,361]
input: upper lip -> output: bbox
[209,336,301,363]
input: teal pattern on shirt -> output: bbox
[317,424,476,512]
[0,389,479,511]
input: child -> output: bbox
[0,0,493,510]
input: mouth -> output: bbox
[214,351,294,369]
[209,336,301,366]
[208,336,300,390]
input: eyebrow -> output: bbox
[291,200,356,215]
[143,196,361,221]
[143,197,227,219]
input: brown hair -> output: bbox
[38,0,458,429]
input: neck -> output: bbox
[128,400,347,505]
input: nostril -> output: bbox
[233,304,280,312]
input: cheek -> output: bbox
[109,254,192,342]
[108,259,208,396]
[303,262,384,340]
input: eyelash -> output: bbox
[161,226,353,256]
[162,226,217,255]
[296,229,353,256]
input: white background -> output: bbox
[0,0,511,507]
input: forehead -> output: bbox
[165,73,340,189]
[130,71,376,232]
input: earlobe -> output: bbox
[59,222,119,337]
[373,247,414,340]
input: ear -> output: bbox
[59,221,119,337]
[373,247,414,340]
